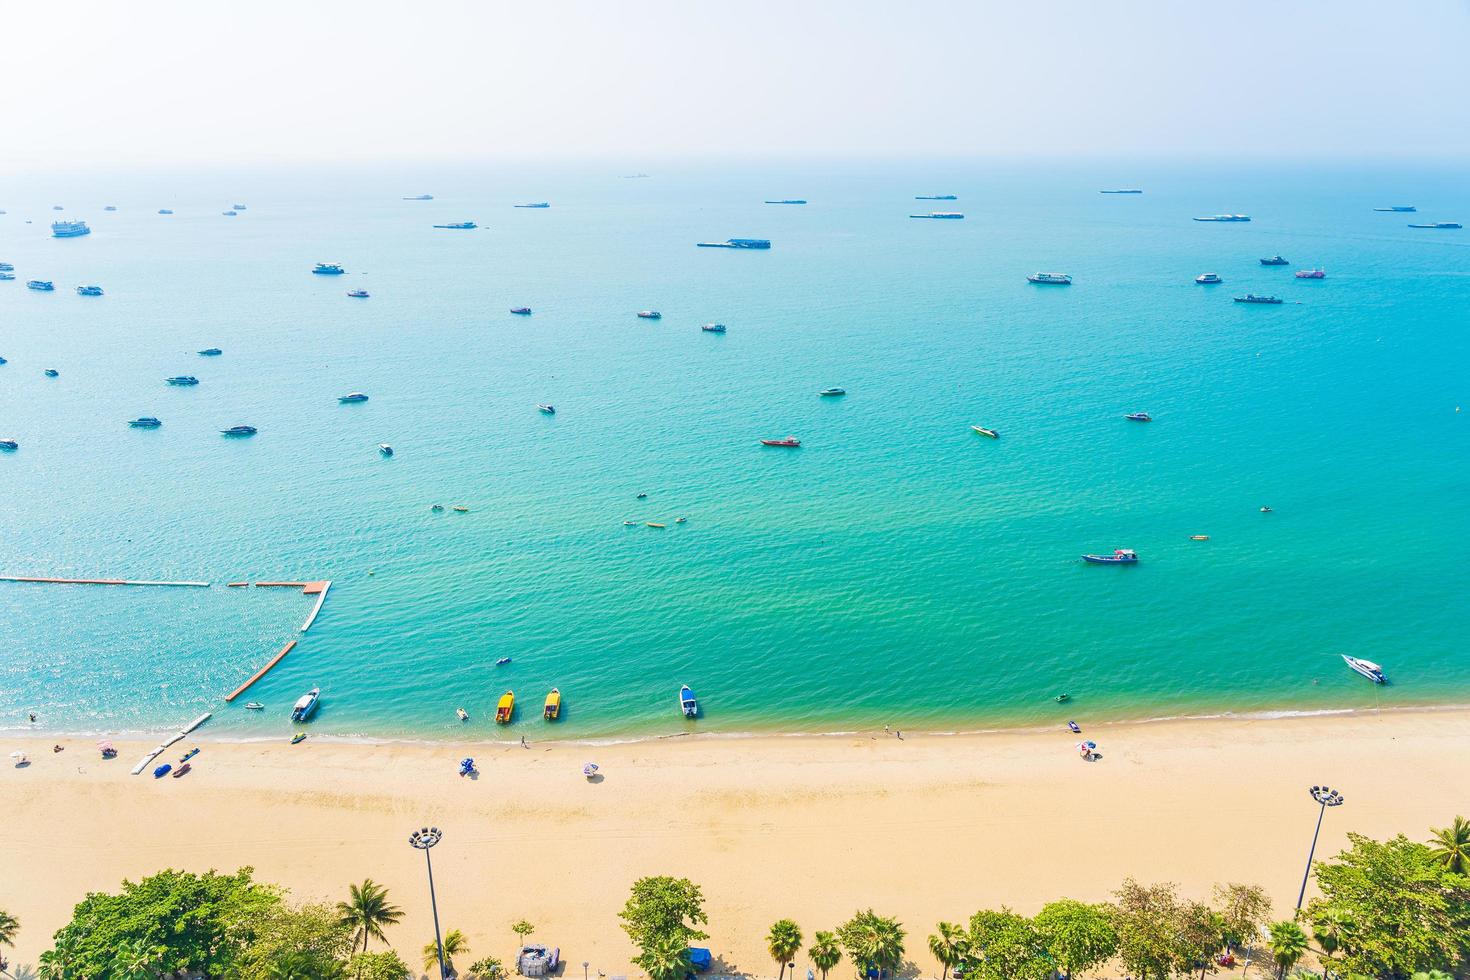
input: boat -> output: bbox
[378,443,393,456]
[1027,272,1072,284]
[0,272,12,281]
[1342,654,1387,684]
[495,691,515,724]
[76,285,103,296]
[52,205,63,211]
[313,263,345,275]
[431,504,445,512]
[679,685,698,718]
[452,505,469,512]
[909,212,964,219]
[623,520,636,526]
[1260,255,1289,265]
[244,702,264,710]
[153,763,172,778]
[544,688,561,720]
[44,369,59,377]
[1408,222,1461,229]
[1067,721,1082,734]
[765,199,807,205]
[347,289,370,298]
[819,388,846,397]
[675,516,687,524]
[1234,294,1283,304]
[1193,214,1251,222]
[701,323,727,333]
[179,747,199,763]
[583,762,599,779]
[0,262,12,270]
[198,347,223,356]
[1195,273,1222,284]
[433,221,477,229]
[1082,549,1138,564]
[1189,535,1210,541]
[647,522,666,528]
[1055,694,1070,703]
[158,209,174,214]
[221,210,237,216]
[403,194,434,200]
[697,238,772,248]
[1260,506,1273,513]
[290,688,321,722]
[338,392,369,403]
[233,204,247,210]
[290,733,307,744]
[26,280,55,291]
[1124,412,1152,422]
[51,220,91,238]
[221,425,257,436]
[761,436,801,447]
[971,426,999,438]
[537,404,555,414]
[1373,206,1416,212]
[0,439,18,451]
[1100,189,1143,194]
[166,375,200,385]
[515,202,550,208]
[915,195,958,200]
[128,417,162,428]
[495,656,511,666]
[637,310,662,319]
[457,707,469,721]
[0,356,6,363]
[1295,268,1326,279]
[511,307,532,315]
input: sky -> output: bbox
[1,0,1467,171]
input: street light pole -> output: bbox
[1295,786,1345,913]
[411,826,449,980]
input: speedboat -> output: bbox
[1234,294,1282,304]
[158,209,174,214]
[495,656,511,666]
[1027,272,1071,284]
[44,369,59,377]
[1260,255,1289,265]
[290,687,320,722]
[1067,720,1082,733]
[819,388,846,397]
[764,199,807,205]
[537,404,555,414]
[198,348,223,356]
[244,702,264,710]
[1407,222,1461,229]
[1124,412,1152,422]
[495,691,515,724]
[1295,268,1326,279]
[313,263,345,275]
[1193,214,1251,222]
[221,425,257,436]
[457,708,469,722]
[909,212,964,219]
[51,220,91,238]
[701,322,726,333]
[515,202,550,208]
[0,272,13,281]
[433,221,477,229]
[637,310,662,319]
[761,436,801,447]
[915,195,958,200]
[1082,549,1138,564]
[403,194,434,200]
[129,417,162,428]
[510,307,532,315]
[0,439,18,451]
[166,375,200,385]
[1373,206,1416,212]
[27,280,55,291]
[378,443,393,456]
[221,210,238,216]
[338,392,369,403]
[544,688,561,720]
[696,238,771,248]
[0,262,14,271]
[971,426,999,438]
[76,285,104,296]
[1195,273,1222,284]
[1342,655,1386,684]
[347,289,370,298]
[679,685,698,718]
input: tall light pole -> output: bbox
[1295,786,1344,913]
[411,826,448,980]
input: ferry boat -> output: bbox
[290,688,320,722]
[1124,412,1152,422]
[1100,189,1143,194]
[338,392,369,403]
[701,322,726,333]
[495,691,515,724]
[52,220,90,237]
[697,238,771,248]
[510,307,532,315]
[313,263,345,275]
[1373,206,1416,212]
[347,289,370,298]
[915,195,958,200]
[166,375,200,385]
[544,688,561,720]
[433,221,477,229]
[1407,221,1461,229]
[764,199,807,204]
[1260,255,1289,265]
[761,436,801,447]
[379,443,393,456]
[679,685,698,718]
[198,348,223,356]
[819,387,846,397]
[1082,549,1138,564]
[157,209,174,214]
[971,426,999,438]
[1295,268,1326,279]
[637,310,661,319]
[537,404,555,414]
[1193,214,1251,222]
[1195,273,1222,284]
[221,425,257,436]
[1028,272,1072,285]
[909,212,964,219]
[0,439,18,451]
[76,285,103,296]
[514,202,550,208]
[129,417,162,428]
[403,194,434,200]
[1234,294,1283,304]
[1342,654,1386,684]
[26,280,54,291]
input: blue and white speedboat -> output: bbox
[909,212,964,219]
[291,687,321,721]
[679,685,698,718]
[52,220,91,238]
[76,285,103,296]
[1082,549,1138,564]
[514,202,550,208]
[338,392,369,403]
[0,439,18,451]
[1342,655,1386,684]
[198,348,223,356]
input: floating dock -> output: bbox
[130,712,212,775]
[0,575,209,587]
[253,580,331,632]
[224,640,296,702]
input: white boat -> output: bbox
[378,443,394,456]
[537,404,555,414]
[909,212,964,219]
[338,392,369,403]
[679,685,698,718]
[1341,655,1386,684]
[76,285,104,296]
[291,687,321,721]
[1027,272,1072,285]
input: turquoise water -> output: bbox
[1,160,1467,742]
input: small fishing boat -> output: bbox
[1082,549,1138,564]
[819,388,846,396]
[495,691,515,724]
[538,404,555,414]
[1407,222,1461,229]
[221,425,257,436]
[244,702,264,710]
[378,443,393,456]
[1124,412,1152,422]
[765,199,807,204]
[291,732,307,744]
[1374,206,1416,212]
[0,272,12,280]
[158,208,174,214]
[679,685,698,718]
[915,195,958,200]
[129,417,162,428]
[1194,273,1222,284]
[1342,655,1386,684]
[233,205,247,211]
[495,656,511,666]
[761,436,801,447]
[431,504,445,512]
[404,194,434,201]
[510,307,532,315]
[291,687,321,722]
[701,323,726,333]
[457,707,469,722]
[909,212,964,219]
[1260,506,1273,513]
[515,202,550,208]
[697,238,772,248]
[972,426,999,438]
[1295,268,1326,279]
[675,516,687,524]
[313,263,345,275]
[623,520,636,526]
[166,375,200,385]
[0,439,19,451]
[544,688,561,720]
[0,262,12,270]
[198,348,223,356]
[338,392,369,403]
[1260,255,1290,265]
[153,763,172,778]
[1193,214,1251,222]
[172,762,192,778]
[347,289,370,298]
[647,522,666,528]
[637,310,662,319]
[221,210,238,216]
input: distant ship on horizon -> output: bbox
[1101,189,1143,194]
[915,195,957,201]
[403,194,434,200]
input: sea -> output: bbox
[1,159,1466,743]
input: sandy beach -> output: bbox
[4,708,1466,974]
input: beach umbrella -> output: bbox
[10,750,28,763]
[96,739,115,751]
[582,762,599,777]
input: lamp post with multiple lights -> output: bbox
[1295,785,1345,912]
[410,826,449,980]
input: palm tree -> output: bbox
[1428,815,1470,874]
[926,922,967,980]
[640,932,693,980]
[871,917,905,980]
[767,920,803,980]
[338,879,404,954]
[1309,905,1352,974]
[425,929,470,976]
[1266,920,1308,980]
[0,910,16,953]
[809,931,842,980]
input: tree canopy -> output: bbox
[836,910,905,979]
[619,875,709,971]
[1032,899,1117,979]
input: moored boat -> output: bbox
[761,436,801,447]
[1407,222,1461,229]
[1193,214,1251,222]
[764,199,807,204]
[27,280,55,291]
[313,263,345,275]
[1373,206,1415,212]
[909,212,964,219]
[158,209,174,214]
[679,685,698,718]
[697,238,772,248]
[1342,655,1386,684]
[290,687,320,722]
[51,220,91,238]
[915,195,958,200]
[1082,549,1138,564]
[378,444,393,456]
[537,404,555,414]
[0,439,18,451]
[496,691,515,724]
[44,369,59,377]
[433,221,477,229]
[1100,189,1143,194]
[515,202,550,208]
[76,285,103,296]
[198,347,223,356]
[971,426,999,438]
[347,289,370,298]
[403,194,434,200]
[544,688,561,720]
[819,387,846,397]
[511,307,532,315]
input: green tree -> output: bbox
[0,909,18,951]
[809,930,842,980]
[639,931,693,980]
[511,918,536,953]
[619,876,709,968]
[39,867,280,979]
[467,955,508,980]
[926,921,968,980]
[1174,901,1225,978]
[228,902,356,979]
[424,929,470,976]
[349,950,414,980]
[1266,920,1308,979]
[836,910,905,980]
[767,919,803,980]
[263,947,348,980]
[337,880,404,954]
[1110,879,1184,980]
[966,909,1049,980]
[1032,899,1117,980]
[1428,816,1470,875]
[1306,832,1470,978]
[1307,904,1352,975]
[106,937,163,980]
[1211,883,1271,955]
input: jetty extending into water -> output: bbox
[0,575,209,587]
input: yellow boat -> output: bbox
[495,690,515,724]
[1189,535,1210,541]
[544,688,561,720]
[646,522,666,528]
[971,426,999,439]
[452,505,469,513]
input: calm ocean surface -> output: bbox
[1,160,1466,742]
